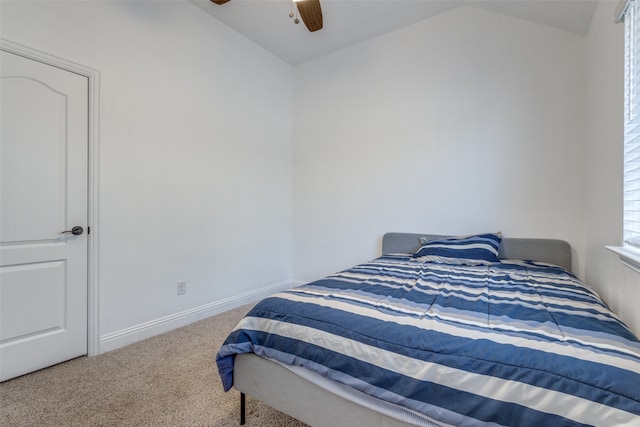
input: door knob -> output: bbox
[61,226,84,236]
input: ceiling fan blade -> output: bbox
[296,0,323,32]
[210,0,230,5]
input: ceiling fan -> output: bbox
[210,0,323,32]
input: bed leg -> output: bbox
[240,392,246,425]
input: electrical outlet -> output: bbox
[177,281,186,296]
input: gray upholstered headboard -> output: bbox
[382,232,573,272]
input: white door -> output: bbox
[0,50,88,381]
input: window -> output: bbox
[609,0,640,272]
[623,0,640,251]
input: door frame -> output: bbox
[1,38,101,356]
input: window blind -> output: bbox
[624,0,640,249]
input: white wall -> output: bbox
[0,1,293,348]
[4,0,636,350]
[293,6,587,282]
[585,0,640,336]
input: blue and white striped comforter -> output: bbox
[216,254,640,426]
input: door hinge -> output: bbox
[88,226,91,235]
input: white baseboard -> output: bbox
[99,280,297,354]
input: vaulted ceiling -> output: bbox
[191,0,599,65]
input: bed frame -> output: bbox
[233,232,573,426]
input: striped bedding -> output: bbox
[216,254,640,426]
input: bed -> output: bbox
[216,232,640,426]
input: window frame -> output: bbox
[608,0,640,272]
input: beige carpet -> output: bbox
[0,304,309,427]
